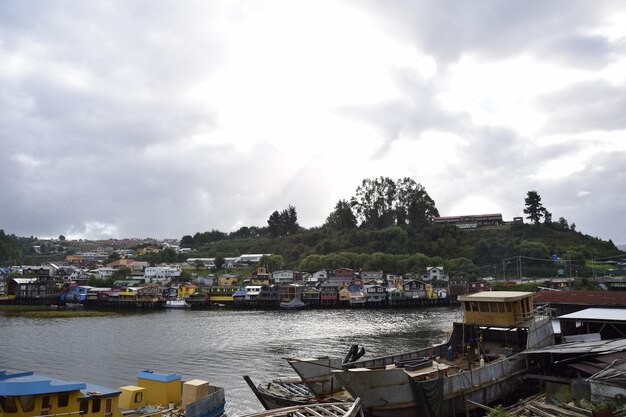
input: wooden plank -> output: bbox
[465,399,494,412]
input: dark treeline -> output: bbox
[177,180,621,278]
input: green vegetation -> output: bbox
[1,181,622,279]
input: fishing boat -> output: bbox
[287,291,555,417]
[164,298,191,309]
[0,369,225,417]
[243,375,353,410]
[279,298,305,309]
[239,398,363,417]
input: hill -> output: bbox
[187,222,622,279]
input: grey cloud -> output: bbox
[339,69,470,158]
[354,0,620,67]
[537,80,626,134]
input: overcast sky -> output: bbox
[1,1,625,244]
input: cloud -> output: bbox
[1,0,625,245]
[536,80,626,133]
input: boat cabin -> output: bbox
[458,291,535,327]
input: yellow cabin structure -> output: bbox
[136,371,181,407]
[118,386,146,410]
[458,291,535,327]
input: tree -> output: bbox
[395,177,439,227]
[558,217,569,230]
[267,210,281,237]
[325,199,357,231]
[351,177,397,228]
[258,254,284,271]
[523,190,544,224]
[181,235,194,246]
[543,209,552,224]
[214,256,225,270]
[267,205,299,237]
[279,205,299,235]
[58,235,66,241]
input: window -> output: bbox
[19,395,36,412]
[0,396,18,413]
[58,393,69,408]
[104,399,112,417]
[42,396,51,414]
[80,401,89,415]
[92,398,101,413]
[134,392,142,403]
[478,302,489,312]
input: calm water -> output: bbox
[0,307,460,416]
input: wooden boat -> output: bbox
[243,376,352,410]
[0,369,225,417]
[288,291,555,417]
[239,397,363,417]
[164,298,191,309]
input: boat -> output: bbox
[243,375,353,410]
[239,397,364,417]
[287,291,555,417]
[0,369,225,417]
[164,298,191,309]
[279,298,305,309]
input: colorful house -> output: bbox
[177,284,198,299]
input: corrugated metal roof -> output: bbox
[558,308,626,322]
[535,290,626,306]
[523,338,626,355]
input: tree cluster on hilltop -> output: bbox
[176,182,621,278]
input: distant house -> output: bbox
[239,254,270,264]
[107,259,148,272]
[144,265,182,284]
[320,283,339,305]
[9,277,57,302]
[251,267,271,285]
[434,213,503,229]
[310,270,328,283]
[329,268,355,287]
[423,266,449,282]
[361,271,384,282]
[177,284,198,299]
[273,270,296,285]
[217,274,239,287]
[363,285,387,305]
[195,275,215,287]
[402,280,427,299]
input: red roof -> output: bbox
[534,290,626,306]
[435,213,502,220]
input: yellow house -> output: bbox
[209,286,236,303]
[338,288,350,302]
[177,284,198,299]
[217,275,239,287]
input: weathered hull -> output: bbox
[332,355,529,417]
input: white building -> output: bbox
[273,270,295,285]
[144,266,182,284]
[423,266,449,282]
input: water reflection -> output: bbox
[0,306,459,416]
